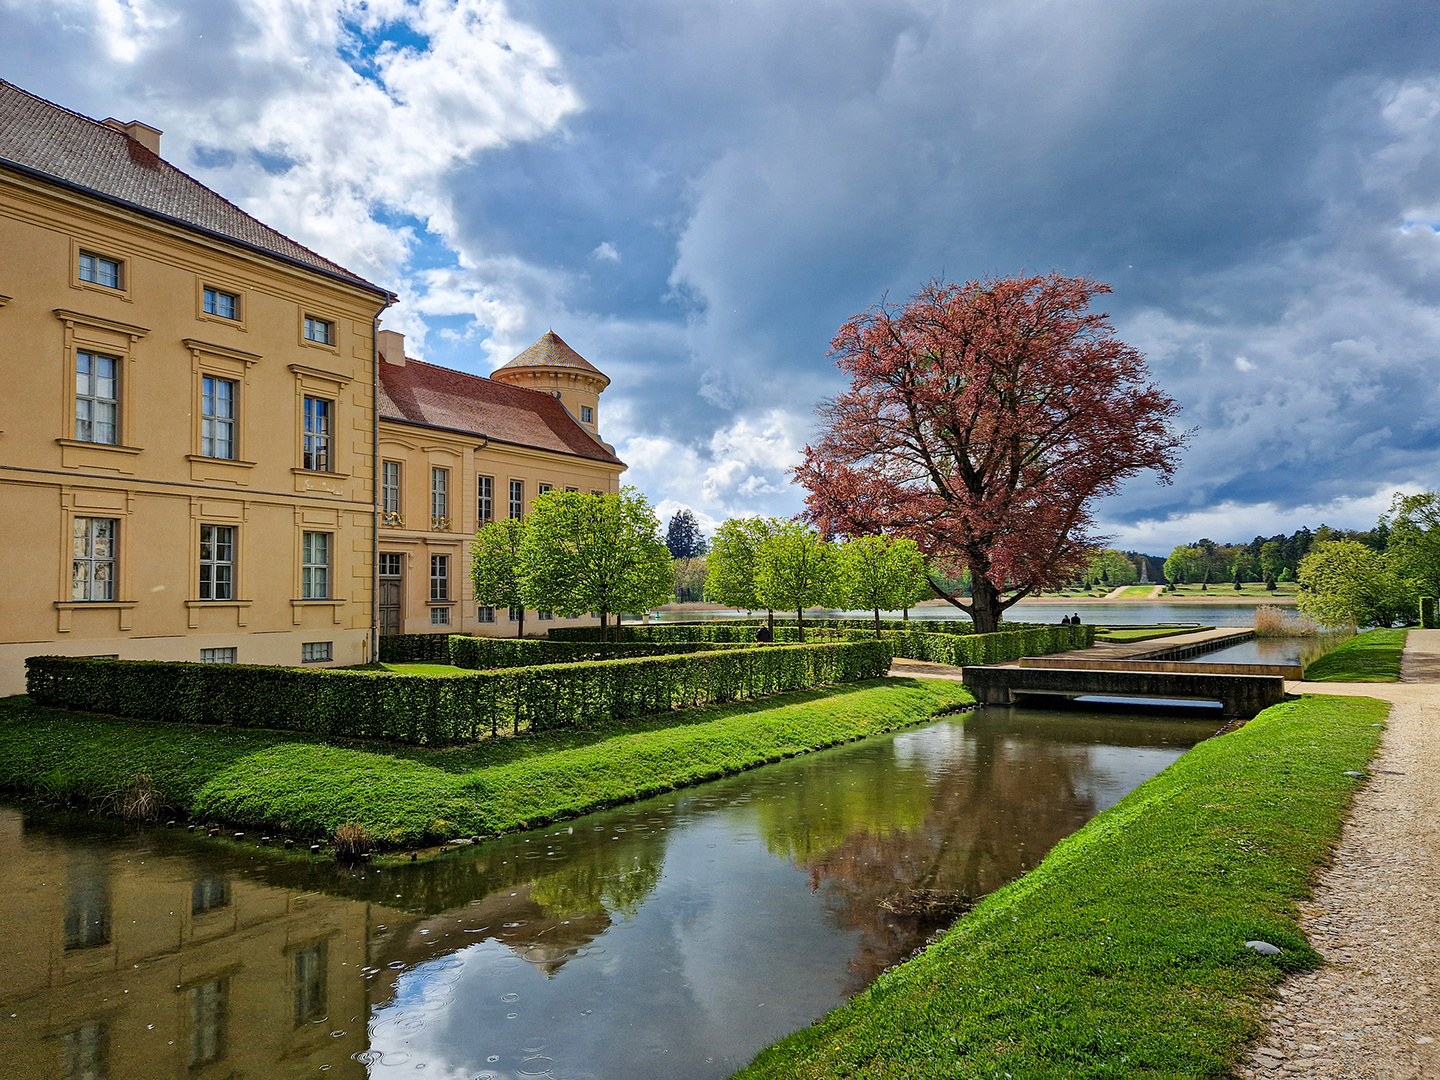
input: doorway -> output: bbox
[378,552,403,636]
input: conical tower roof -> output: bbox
[498,331,607,383]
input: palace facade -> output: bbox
[0,79,624,695]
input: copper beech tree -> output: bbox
[793,274,1186,633]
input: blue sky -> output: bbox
[6,0,1440,550]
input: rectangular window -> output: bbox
[303,315,334,345]
[378,552,402,577]
[78,251,122,289]
[430,554,449,601]
[509,479,524,519]
[75,351,119,445]
[61,1020,108,1080]
[187,978,228,1069]
[201,375,236,459]
[301,532,330,599]
[429,606,451,627]
[508,606,522,622]
[477,605,495,623]
[191,876,230,914]
[302,397,331,471]
[591,490,603,497]
[203,287,239,320]
[580,405,593,424]
[293,942,328,1028]
[71,517,117,602]
[63,855,109,950]
[477,475,493,524]
[199,648,236,665]
[538,611,554,621]
[538,483,553,494]
[301,641,332,663]
[564,486,579,493]
[431,468,449,530]
[382,461,401,518]
[198,524,234,601]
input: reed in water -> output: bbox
[1254,605,1318,638]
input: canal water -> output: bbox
[653,602,1282,627]
[0,706,1218,1080]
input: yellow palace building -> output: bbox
[0,79,624,696]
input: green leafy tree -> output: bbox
[1082,549,1138,588]
[754,523,843,641]
[519,488,674,641]
[838,535,929,636]
[1382,491,1440,600]
[1163,545,1202,585]
[471,517,529,638]
[705,517,782,630]
[1296,539,1414,628]
[1259,540,1284,590]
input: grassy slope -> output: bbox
[737,694,1387,1080]
[1303,628,1407,682]
[0,679,970,846]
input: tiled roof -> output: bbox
[499,330,607,380]
[0,78,389,296]
[379,358,623,466]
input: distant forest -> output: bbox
[1131,523,1387,586]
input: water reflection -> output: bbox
[0,705,1217,1080]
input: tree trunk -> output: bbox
[902,605,909,622]
[967,574,1004,634]
[797,608,805,642]
[598,610,606,643]
[767,609,775,637]
[517,609,526,639]
[874,608,881,638]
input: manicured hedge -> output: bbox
[883,624,1094,665]
[546,618,1067,642]
[25,640,890,746]
[447,637,750,669]
[378,633,452,663]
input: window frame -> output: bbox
[76,248,125,292]
[198,524,235,601]
[429,606,451,626]
[580,405,593,424]
[200,374,237,460]
[301,313,337,350]
[430,554,450,602]
[430,467,450,531]
[509,479,524,519]
[382,460,403,525]
[301,641,333,663]
[301,531,331,600]
[71,517,118,602]
[302,396,332,472]
[477,605,496,623]
[74,349,121,446]
[477,475,493,524]
[202,286,240,321]
[199,648,237,664]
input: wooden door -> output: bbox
[379,576,402,636]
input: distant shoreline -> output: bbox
[655,593,1300,614]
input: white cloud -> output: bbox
[1234,356,1256,371]
[592,241,621,262]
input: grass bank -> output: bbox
[0,678,970,847]
[1302,628,1408,682]
[1094,624,1210,644]
[736,693,1387,1080]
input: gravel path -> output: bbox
[1237,630,1440,1079]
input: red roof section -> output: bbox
[379,358,623,466]
[499,330,607,380]
[0,78,388,296]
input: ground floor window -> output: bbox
[301,641,332,663]
[200,648,236,664]
[508,607,522,622]
[477,606,495,623]
[430,606,451,626]
[538,611,554,620]
[430,554,449,601]
[72,517,117,601]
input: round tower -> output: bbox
[490,331,610,441]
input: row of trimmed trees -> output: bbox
[705,518,930,638]
[470,488,673,639]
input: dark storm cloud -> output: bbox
[6,0,1440,538]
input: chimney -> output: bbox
[378,329,406,367]
[103,118,163,156]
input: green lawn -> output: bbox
[1117,585,1160,599]
[1162,582,1299,599]
[0,679,971,847]
[1302,628,1408,682]
[736,693,1387,1079]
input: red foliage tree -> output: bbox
[793,274,1186,633]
